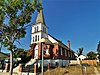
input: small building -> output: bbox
[77,55,86,61]
[28,9,76,66]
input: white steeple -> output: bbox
[31,9,48,44]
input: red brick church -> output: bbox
[28,9,76,61]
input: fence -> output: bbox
[69,60,98,66]
[82,60,97,66]
[38,59,70,67]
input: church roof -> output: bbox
[48,34,75,53]
[48,34,68,48]
[35,9,45,25]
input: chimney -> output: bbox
[68,40,70,49]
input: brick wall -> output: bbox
[28,43,75,60]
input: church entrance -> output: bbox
[34,45,38,59]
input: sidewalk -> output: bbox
[0,70,36,75]
[94,67,100,75]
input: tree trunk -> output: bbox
[9,51,13,75]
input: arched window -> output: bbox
[60,47,62,55]
[46,46,49,54]
[67,50,68,57]
[65,49,67,56]
[68,51,70,57]
[37,26,38,32]
[33,37,34,42]
[38,35,39,41]
[45,28,46,33]
[56,49,58,54]
[71,52,73,58]
[35,35,37,41]
[35,27,36,32]
[43,27,44,32]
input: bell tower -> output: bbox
[31,9,48,44]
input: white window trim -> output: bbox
[46,46,49,54]
[60,47,62,55]
[65,49,67,56]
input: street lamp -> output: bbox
[39,38,46,75]
[39,38,52,75]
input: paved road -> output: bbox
[94,67,100,75]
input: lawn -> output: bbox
[39,65,96,75]
[96,65,100,72]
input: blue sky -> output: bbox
[42,0,100,54]
[2,0,100,55]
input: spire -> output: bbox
[35,9,45,24]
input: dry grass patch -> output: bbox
[86,66,96,75]
[39,65,96,75]
[96,65,100,72]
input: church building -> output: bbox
[28,9,75,61]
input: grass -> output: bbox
[0,65,96,75]
[96,65,100,72]
[86,66,96,75]
[39,65,96,75]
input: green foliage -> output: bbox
[97,41,100,54]
[97,41,100,61]
[0,0,41,51]
[86,51,97,60]
[0,0,41,75]
[13,48,29,58]
[77,48,83,56]
[13,48,31,63]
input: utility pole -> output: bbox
[41,43,44,75]
[0,42,2,52]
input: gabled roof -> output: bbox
[42,38,53,45]
[48,34,75,53]
[35,9,45,25]
[48,34,68,49]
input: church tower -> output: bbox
[31,9,48,44]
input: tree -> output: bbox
[13,48,31,63]
[97,41,100,61]
[97,41,100,54]
[0,0,41,75]
[77,48,83,56]
[86,51,97,60]
[14,48,29,58]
